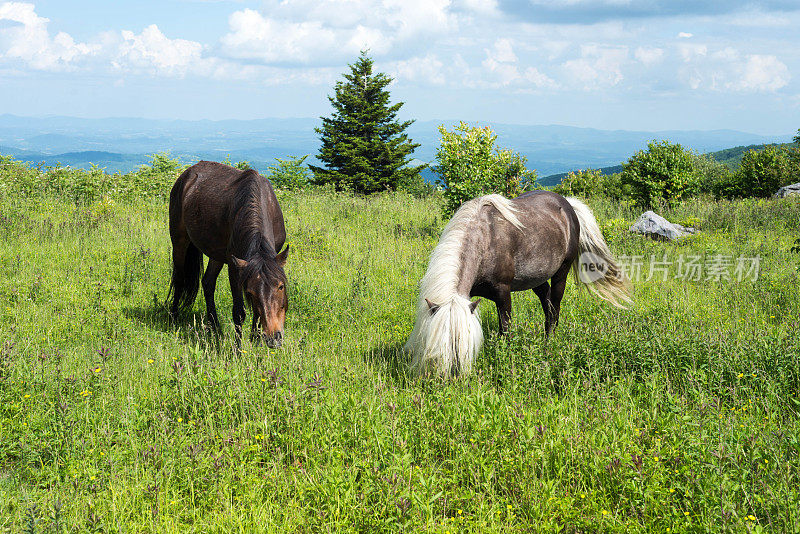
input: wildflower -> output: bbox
[684,511,689,516]
[24,394,30,398]
[748,515,756,521]
[147,359,154,364]
[654,456,659,462]
[737,373,743,378]
[177,417,183,423]
[602,510,608,515]
[580,494,586,499]
[669,489,675,493]
[507,504,512,509]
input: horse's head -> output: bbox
[233,246,289,348]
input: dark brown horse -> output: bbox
[168,161,288,347]
[405,191,631,377]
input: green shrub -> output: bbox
[736,146,794,198]
[621,140,696,208]
[268,155,311,191]
[435,122,537,215]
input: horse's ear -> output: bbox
[469,298,481,314]
[231,256,248,269]
[425,298,440,315]
[276,246,289,266]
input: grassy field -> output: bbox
[1,164,799,532]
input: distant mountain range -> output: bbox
[0,114,792,184]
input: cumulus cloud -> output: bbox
[561,44,628,88]
[115,24,208,76]
[677,45,790,93]
[634,46,663,65]
[734,54,790,91]
[478,38,556,89]
[392,54,445,84]
[219,0,454,65]
[0,2,97,70]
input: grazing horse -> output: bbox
[168,161,289,348]
[405,191,631,377]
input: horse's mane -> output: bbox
[232,169,285,285]
[420,194,522,305]
[406,194,523,376]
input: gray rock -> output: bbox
[774,182,800,198]
[629,211,697,241]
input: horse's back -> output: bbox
[489,191,579,291]
[171,161,284,261]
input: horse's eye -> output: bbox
[278,283,285,291]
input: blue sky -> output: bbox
[1,0,799,134]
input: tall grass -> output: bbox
[1,158,799,532]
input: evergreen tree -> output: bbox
[310,51,425,194]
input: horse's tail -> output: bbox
[566,197,632,309]
[167,170,203,317]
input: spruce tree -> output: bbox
[310,51,425,194]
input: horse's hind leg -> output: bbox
[169,233,201,320]
[546,262,572,336]
[533,282,555,336]
[202,259,224,331]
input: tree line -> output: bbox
[307,51,799,213]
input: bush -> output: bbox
[397,170,437,199]
[0,152,183,202]
[268,155,311,191]
[553,168,604,197]
[435,122,537,215]
[621,140,696,208]
[736,146,794,198]
[692,153,734,198]
[706,146,798,199]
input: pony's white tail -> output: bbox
[566,198,632,308]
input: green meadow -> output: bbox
[1,160,799,532]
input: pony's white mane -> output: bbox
[406,194,523,377]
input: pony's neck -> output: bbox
[419,209,485,306]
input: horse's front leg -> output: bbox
[228,265,246,349]
[495,285,513,335]
[202,259,224,331]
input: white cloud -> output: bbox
[523,66,558,89]
[634,46,663,66]
[562,44,627,88]
[677,32,693,38]
[677,45,790,93]
[116,24,207,76]
[220,1,454,65]
[678,42,707,62]
[220,9,344,64]
[734,54,790,92]
[0,2,97,70]
[478,38,556,89]
[392,54,445,84]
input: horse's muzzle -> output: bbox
[266,331,283,349]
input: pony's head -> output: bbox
[405,295,483,377]
[233,246,289,348]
